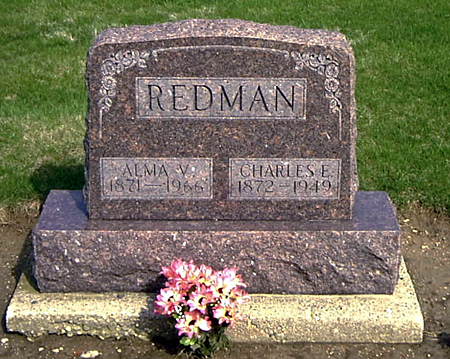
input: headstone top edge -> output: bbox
[91,19,351,50]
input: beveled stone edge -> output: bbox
[6,258,423,343]
[92,19,351,51]
[34,190,400,232]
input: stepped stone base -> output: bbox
[32,190,401,294]
[6,259,423,343]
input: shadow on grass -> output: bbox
[30,161,85,200]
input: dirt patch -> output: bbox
[1,208,450,359]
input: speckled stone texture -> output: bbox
[85,19,358,220]
[32,190,400,294]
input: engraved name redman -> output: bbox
[136,78,307,118]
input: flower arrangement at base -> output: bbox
[154,259,250,357]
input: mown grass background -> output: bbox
[0,0,449,217]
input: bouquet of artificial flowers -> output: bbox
[155,259,249,357]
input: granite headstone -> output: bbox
[84,19,358,220]
[32,19,401,295]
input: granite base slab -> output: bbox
[6,259,423,343]
[32,190,401,294]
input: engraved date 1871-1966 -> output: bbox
[101,158,213,199]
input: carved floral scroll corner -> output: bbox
[291,51,343,140]
[98,50,150,113]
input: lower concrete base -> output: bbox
[6,258,423,343]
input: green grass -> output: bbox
[0,0,449,214]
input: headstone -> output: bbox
[84,19,358,220]
[31,19,401,296]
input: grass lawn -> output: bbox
[0,0,449,216]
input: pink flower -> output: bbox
[154,287,183,315]
[175,310,212,338]
[197,264,216,286]
[212,304,227,323]
[211,267,247,297]
[162,259,205,294]
[186,285,215,314]
[175,317,198,339]
[161,259,191,281]
[160,259,180,281]
[212,301,242,328]
[196,315,213,332]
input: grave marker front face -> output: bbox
[84,19,357,220]
[31,20,402,296]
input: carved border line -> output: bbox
[97,47,342,141]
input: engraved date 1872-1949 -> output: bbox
[229,158,340,200]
